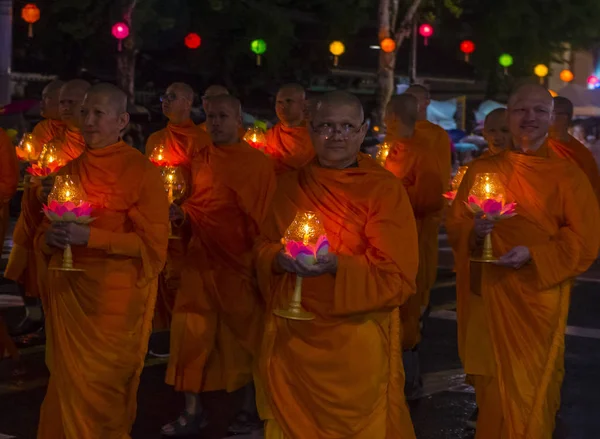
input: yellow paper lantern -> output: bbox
[329,41,345,67]
[534,64,549,84]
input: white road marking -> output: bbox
[0,433,16,438]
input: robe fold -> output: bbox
[446,147,600,439]
[255,154,418,439]
[36,140,169,439]
[145,120,211,329]
[549,135,600,203]
[414,120,452,192]
[265,123,315,174]
[32,118,66,153]
[166,141,276,393]
[385,138,445,349]
[5,129,85,298]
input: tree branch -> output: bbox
[378,0,391,41]
[390,0,400,32]
[394,0,424,48]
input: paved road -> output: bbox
[0,227,599,438]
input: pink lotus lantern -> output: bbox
[274,211,329,321]
[112,22,129,52]
[44,175,94,271]
[465,173,516,263]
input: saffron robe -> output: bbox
[265,123,315,175]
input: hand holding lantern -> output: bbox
[243,126,267,152]
[274,211,330,321]
[443,166,468,203]
[16,133,41,162]
[465,173,516,263]
[161,166,187,239]
[43,175,94,271]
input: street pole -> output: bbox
[409,18,417,84]
[0,0,12,106]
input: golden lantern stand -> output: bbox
[273,276,315,321]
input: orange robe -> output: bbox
[385,137,445,349]
[255,154,418,439]
[4,129,85,298]
[166,141,276,393]
[0,129,19,361]
[549,135,600,203]
[32,118,66,153]
[265,123,315,174]
[36,140,169,439]
[446,147,600,439]
[145,120,211,330]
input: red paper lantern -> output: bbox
[419,24,433,46]
[185,33,202,49]
[460,40,475,62]
[21,4,40,38]
[111,22,130,52]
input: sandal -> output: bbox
[161,411,207,437]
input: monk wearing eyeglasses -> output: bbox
[255,90,418,439]
[145,83,211,334]
[265,84,315,174]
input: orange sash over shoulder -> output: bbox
[255,154,418,439]
[265,122,315,174]
[32,119,66,153]
[36,140,169,439]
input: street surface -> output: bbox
[0,227,598,438]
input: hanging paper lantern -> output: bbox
[498,53,513,75]
[559,69,574,83]
[251,39,267,66]
[419,24,433,46]
[185,33,201,49]
[21,4,40,38]
[587,75,599,88]
[380,37,396,53]
[534,64,549,84]
[329,41,345,67]
[112,22,130,52]
[460,40,475,62]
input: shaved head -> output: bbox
[553,96,574,119]
[203,85,229,98]
[314,90,364,122]
[163,82,194,123]
[405,84,431,120]
[387,94,418,128]
[483,108,509,154]
[551,96,575,139]
[484,108,507,126]
[205,94,242,145]
[85,83,128,114]
[169,82,194,102]
[276,83,306,127]
[59,79,91,129]
[41,79,64,119]
[507,84,554,151]
[81,83,129,149]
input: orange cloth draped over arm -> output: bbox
[385,139,445,349]
[265,123,315,174]
[36,141,169,439]
[255,155,418,439]
[144,120,211,329]
[446,150,600,439]
[32,119,66,152]
[549,135,600,204]
[4,129,85,297]
[166,141,276,393]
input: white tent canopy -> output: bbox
[558,84,600,117]
[427,98,458,130]
[474,100,505,124]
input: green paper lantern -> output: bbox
[499,53,513,68]
[250,39,267,66]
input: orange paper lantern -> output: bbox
[21,3,40,38]
[559,69,574,83]
[380,37,396,53]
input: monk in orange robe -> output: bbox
[480,108,510,158]
[199,85,230,132]
[32,80,66,150]
[265,84,315,174]
[549,96,600,203]
[36,83,169,439]
[145,82,211,331]
[447,84,600,439]
[255,91,418,439]
[0,128,19,364]
[164,94,275,437]
[5,80,88,331]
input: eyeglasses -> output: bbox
[310,121,365,139]
[160,93,178,103]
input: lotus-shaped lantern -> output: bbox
[443,166,468,203]
[243,126,267,151]
[149,144,169,167]
[43,200,94,224]
[274,211,329,321]
[26,161,63,177]
[466,195,516,221]
[27,142,64,177]
[16,133,40,162]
